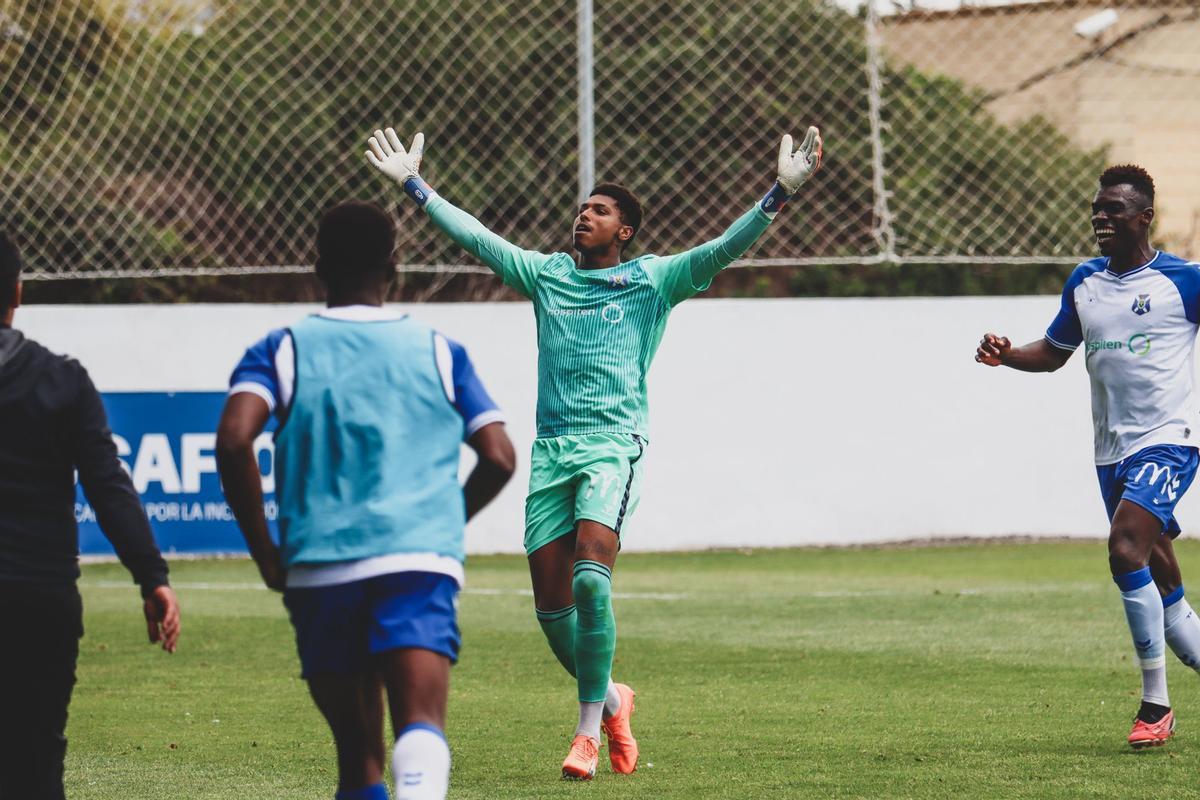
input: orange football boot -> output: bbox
[1128,708,1175,748]
[561,734,600,780]
[601,683,639,774]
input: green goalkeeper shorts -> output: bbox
[523,433,646,556]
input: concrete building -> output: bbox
[882,1,1200,258]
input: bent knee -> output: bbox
[571,561,612,604]
[1109,531,1150,575]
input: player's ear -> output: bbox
[12,280,21,310]
[380,259,397,294]
[618,225,633,243]
[1141,207,1155,227]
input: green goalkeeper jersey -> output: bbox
[425,194,773,438]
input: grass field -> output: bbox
[68,540,1200,799]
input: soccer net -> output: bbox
[2,0,1197,283]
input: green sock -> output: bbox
[536,604,577,677]
[572,560,615,704]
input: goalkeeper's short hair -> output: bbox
[0,232,22,312]
[315,201,396,288]
[590,183,643,247]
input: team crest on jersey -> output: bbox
[608,273,629,288]
[1131,294,1151,316]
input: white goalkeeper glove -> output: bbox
[760,126,823,215]
[777,126,822,193]
[365,128,434,205]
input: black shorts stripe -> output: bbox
[614,435,645,535]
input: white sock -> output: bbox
[604,680,621,718]
[575,701,604,741]
[392,724,450,800]
[1164,593,1200,672]
[1143,664,1169,708]
[1116,568,1168,706]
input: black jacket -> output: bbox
[0,324,168,594]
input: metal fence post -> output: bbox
[577,0,595,204]
[865,2,896,262]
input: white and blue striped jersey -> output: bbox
[227,305,504,588]
[1046,251,1200,465]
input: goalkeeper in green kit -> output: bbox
[365,124,822,780]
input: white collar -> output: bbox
[1106,250,1160,279]
[318,305,406,322]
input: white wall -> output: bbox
[20,297,1186,553]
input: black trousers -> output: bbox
[0,583,83,800]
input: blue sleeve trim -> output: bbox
[1153,256,1200,325]
[1043,333,1078,352]
[1114,566,1153,592]
[403,176,435,207]
[398,722,446,741]
[447,337,501,425]
[464,409,505,437]
[758,182,792,215]
[229,328,288,407]
[1162,585,1186,609]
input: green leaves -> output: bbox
[3,0,1103,296]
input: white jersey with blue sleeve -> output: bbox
[226,305,505,587]
[1045,251,1200,465]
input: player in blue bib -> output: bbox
[976,165,1200,748]
[216,201,516,800]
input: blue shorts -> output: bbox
[1096,445,1200,538]
[283,572,460,678]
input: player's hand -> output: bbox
[256,547,287,593]
[365,128,424,184]
[975,333,1011,366]
[777,127,823,193]
[143,585,180,653]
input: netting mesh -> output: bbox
[2,0,1198,285]
[878,1,1200,262]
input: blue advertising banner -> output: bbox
[77,392,275,555]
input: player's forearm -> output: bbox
[215,441,278,572]
[1003,339,1072,372]
[719,202,775,259]
[364,128,526,279]
[463,423,515,520]
[85,480,170,597]
[424,194,506,269]
[73,382,169,596]
[424,194,545,298]
[682,204,774,286]
[463,459,513,521]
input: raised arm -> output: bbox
[365,128,550,298]
[646,128,823,306]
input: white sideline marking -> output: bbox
[78,580,1099,599]
[803,582,1099,598]
[465,587,690,601]
[78,581,689,601]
